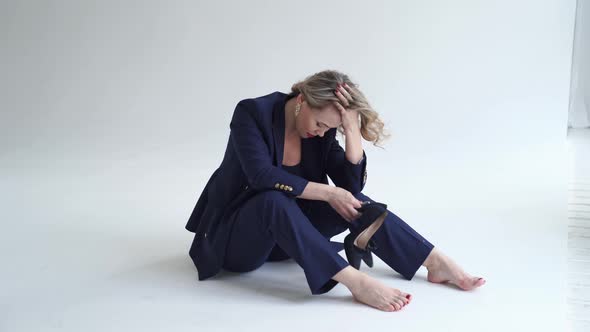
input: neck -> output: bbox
[284,97,297,136]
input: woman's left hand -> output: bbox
[333,83,360,134]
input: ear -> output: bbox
[297,94,306,105]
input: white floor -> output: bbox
[567,128,590,331]
[3,130,585,331]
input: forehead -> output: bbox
[314,105,341,127]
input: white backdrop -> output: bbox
[569,0,590,128]
[0,1,576,331]
[1,0,575,209]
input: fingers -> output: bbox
[336,205,353,223]
[349,210,360,222]
[347,197,362,220]
[343,83,362,100]
[339,205,360,222]
[348,206,360,221]
[349,198,363,220]
[333,190,364,222]
[333,88,349,107]
[334,84,353,107]
[338,84,354,102]
[332,100,346,115]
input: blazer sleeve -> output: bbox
[229,101,309,197]
[325,132,368,195]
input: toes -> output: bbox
[399,295,410,305]
[467,276,485,288]
[457,276,486,290]
[400,296,409,306]
[474,277,486,287]
[389,301,399,311]
[402,292,412,302]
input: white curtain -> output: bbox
[569,0,590,128]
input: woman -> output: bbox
[186,70,486,312]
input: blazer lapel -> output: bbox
[272,93,287,167]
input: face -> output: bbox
[295,95,342,139]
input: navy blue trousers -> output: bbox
[222,191,435,295]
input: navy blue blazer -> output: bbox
[186,91,368,280]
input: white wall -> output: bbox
[569,0,590,128]
[1,0,575,212]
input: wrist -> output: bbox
[343,127,360,136]
[325,185,338,202]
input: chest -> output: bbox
[282,134,301,166]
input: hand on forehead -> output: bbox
[315,105,342,128]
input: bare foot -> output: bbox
[350,273,412,312]
[424,248,486,291]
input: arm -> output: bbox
[298,181,337,201]
[343,127,364,165]
[325,130,368,195]
[327,83,368,195]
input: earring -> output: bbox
[295,103,301,117]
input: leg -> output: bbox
[222,190,349,295]
[297,199,414,311]
[355,193,435,280]
[354,193,485,290]
[262,198,350,262]
[304,193,434,280]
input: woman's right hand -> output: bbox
[327,187,363,223]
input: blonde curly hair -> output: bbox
[290,69,390,148]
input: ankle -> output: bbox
[333,266,366,292]
[423,248,441,271]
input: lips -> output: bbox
[306,132,315,138]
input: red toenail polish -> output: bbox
[406,295,411,299]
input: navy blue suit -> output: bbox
[186,91,434,294]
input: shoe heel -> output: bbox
[344,233,362,270]
[361,245,374,267]
[348,203,388,269]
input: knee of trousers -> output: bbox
[247,190,301,223]
[352,191,370,202]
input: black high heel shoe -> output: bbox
[344,201,388,270]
